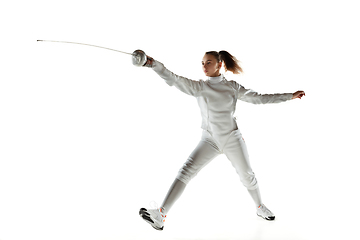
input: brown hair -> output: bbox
[205,51,243,74]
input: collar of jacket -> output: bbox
[207,74,224,84]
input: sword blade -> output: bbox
[37,40,133,55]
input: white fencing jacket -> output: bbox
[151,60,293,140]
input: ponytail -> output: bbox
[205,50,243,74]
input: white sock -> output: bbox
[160,178,186,215]
[247,187,262,207]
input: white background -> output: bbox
[1,0,359,239]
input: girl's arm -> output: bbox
[232,81,299,104]
[145,56,203,97]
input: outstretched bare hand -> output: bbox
[292,91,305,100]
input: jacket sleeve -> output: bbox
[151,60,202,97]
[232,81,293,104]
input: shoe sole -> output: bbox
[139,208,164,231]
[257,213,275,221]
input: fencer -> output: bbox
[138,51,305,231]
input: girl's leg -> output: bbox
[224,134,275,220]
[223,130,262,206]
[160,131,220,215]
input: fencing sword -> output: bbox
[37,40,148,66]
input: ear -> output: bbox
[218,61,223,69]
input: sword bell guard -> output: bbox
[132,50,147,67]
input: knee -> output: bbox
[176,157,199,185]
[240,172,258,190]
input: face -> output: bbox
[202,54,222,77]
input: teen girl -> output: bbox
[138,51,305,230]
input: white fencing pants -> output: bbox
[161,129,262,214]
[177,129,258,190]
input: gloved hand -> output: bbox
[143,55,154,67]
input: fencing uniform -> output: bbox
[149,59,292,215]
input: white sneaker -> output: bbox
[257,204,275,220]
[139,206,166,231]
